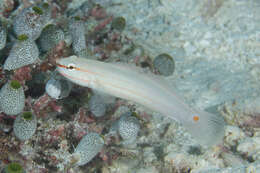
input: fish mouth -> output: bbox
[55,58,63,68]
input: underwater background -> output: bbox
[0,0,260,172]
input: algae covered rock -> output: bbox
[0,20,7,50]
[73,132,104,166]
[13,3,51,40]
[118,112,140,145]
[4,38,39,70]
[13,111,37,141]
[3,162,25,173]
[68,17,86,56]
[38,24,65,52]
[0,80,25,115]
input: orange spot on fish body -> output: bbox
[193,115,199,122]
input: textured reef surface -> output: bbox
[0,0,260,172]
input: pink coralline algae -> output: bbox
[90,5,108,20]
[12,66,32,86]
[32,93,62,117]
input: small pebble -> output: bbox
[45,73,72,99]
[153,53,175,76]
[111,16,126,31]
[89,93,107,117]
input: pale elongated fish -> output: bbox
[56,56,226,146]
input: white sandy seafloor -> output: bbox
[68,0,260,172]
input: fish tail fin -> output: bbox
[185,110,226,146]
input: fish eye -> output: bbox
[67,63,75,70]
